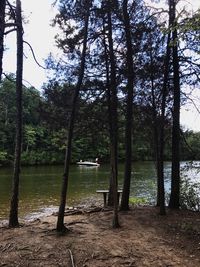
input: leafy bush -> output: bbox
[129,197,148,205]
[0,151,9,165]
[180,176,200,211]
[21,150,64,165]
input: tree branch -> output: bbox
[4,28,17,35]
[6,0,16,21]
[181,91,200,114]
[23,40,46,69]
[5,22,17,27]
[3,72,35,88]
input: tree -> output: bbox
[120,0,134,211]
[106,0,120,228]
[0,0,6,81]
[56,0,92,232]
[142,2,172,215]
[169,0,181,209]
[9,0,23,227]
[156,34,171,215]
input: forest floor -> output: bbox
[1,204,200,267]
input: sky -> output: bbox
[3,0,58,89]
[2,0,200,132]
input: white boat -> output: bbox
[193,163,200,168]
[77,159,100,167]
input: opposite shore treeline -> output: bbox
[0,75,199,167]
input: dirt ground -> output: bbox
[1,205,200,267]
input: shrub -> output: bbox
[180,177,200,211]
[0,151,9,165]
[129,197,148,206]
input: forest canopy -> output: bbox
[0,75,199,166]
[0,0,199,166]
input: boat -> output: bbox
[77,159,100,167]
[193,163,200,168]
[77,161,100,166]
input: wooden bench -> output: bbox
[96,189,123,207]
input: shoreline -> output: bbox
[1,206,200,266]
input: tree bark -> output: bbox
[107,1,120,228]
[102,20,114,207]
[9,0,23,227]
[169,0,181,209]
[156,31,172,216]
[120,0,134,211]
[56,0,91,232]
[0,0,6,81]
[149,48,160,206]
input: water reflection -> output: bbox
[0,161,199,220]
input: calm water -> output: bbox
[0,161,199,221]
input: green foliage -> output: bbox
[1,75,200,166]
[180,131,200,160]
[129,197,148,205]
[180,176,200,212]
[21,150,64,165]
[24,125,37,151]
[0,151,9,165]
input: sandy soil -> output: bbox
[1,206,200,267]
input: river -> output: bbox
[0,161,199,221]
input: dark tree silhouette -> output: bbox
[0,0,6,81]
[102,19,114,207]
[156,33,171,215]
[9,0,23,227]
[106,0,120,228]
[56,0,92,232]
[120,0,134,211]
[169,0,181,209]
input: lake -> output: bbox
[0,161,199,221]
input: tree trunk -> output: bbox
[149,49,160,206]
[9,0,23,227]
[169,0,181,209]
[102,21,114,207]
[156,31,172,216]
[107,2,120,228]
[0,0,6,81]
[120,0,134,211]
[56,0,91,233]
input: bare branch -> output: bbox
[2,72,15,83]
[23,40,46,69]
[5,23,17,28]
[4,28,17,35]
[52,0,58,7]
[6,0,16,21]
[3,72,36,88]
[68,249,75,267]
[181,91,200,114]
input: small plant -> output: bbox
[0,151,8,165]
[180,176,200,211]
[129,197,148,205]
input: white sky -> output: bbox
[3,0,58,89]
[2,0,200,132]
